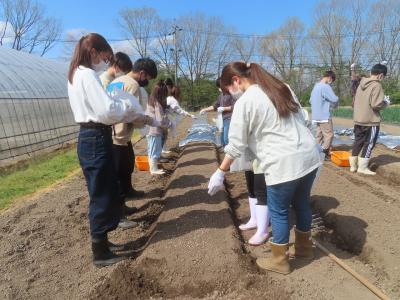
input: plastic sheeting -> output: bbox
[179,114,220,147]
[333,127,400,149]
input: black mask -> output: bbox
[138,79,149,87]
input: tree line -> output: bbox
[1,0,399,108]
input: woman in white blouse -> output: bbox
[67,33,158,267]
[207,62,321,275]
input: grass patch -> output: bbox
[333,106,400,124]
[0,148,79,210]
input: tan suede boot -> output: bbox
[256,241,290,275]
[289,228,314,259]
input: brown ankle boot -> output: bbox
[290,228,314,259]
[256,241,290,275]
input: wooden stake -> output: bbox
[313,239,390,300]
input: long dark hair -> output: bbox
[171,85,181,100]
[220,62,299,118]
[149,80,168,110]
[68,33,113,84]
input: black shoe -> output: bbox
[108,241,126,252]
[125,189,145,199]
[92,239,126,267]
[123,204,138,216]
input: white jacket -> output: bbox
[224,84,321,186]
[68,66,140,125]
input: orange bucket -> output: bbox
[135,156,149,171]
[330,151,350,167]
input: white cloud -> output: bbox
[0,21,15,44]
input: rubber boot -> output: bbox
[248,205,269,246]
[92,239,126,267]
[239,197,257,231]
[357,157,375,175]
[256,241,290,275]
[149,159,165,175]
[349,156,358,173]
[289,228,314,259]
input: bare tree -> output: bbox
[232,35,259,63]
[261,17,305,81]
[0,0,62,56]
[117,7,159,58]
[60,29,89,61]
[151,18,174,75]
[367,0,400,77]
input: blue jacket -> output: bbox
[309,82,339,121]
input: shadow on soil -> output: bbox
[310,195,368,258]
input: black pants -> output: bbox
[78,127,123,240]
[245,170,267,205]
[112,141,135,196]
[352,125,380,158]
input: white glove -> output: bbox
[190,114,197,119]
[380,60,388,66]
[384,95,391,105]
[200,109,206,115]
[217,107,225,113]
[350,63,356,70]
[207,169,225,196]
[151,119,161,127]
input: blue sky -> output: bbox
[42,0,321,59]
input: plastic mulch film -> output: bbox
[179,114,221,147]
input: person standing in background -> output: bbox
[146,81,171,175]
[108,58,159,228]
[350,63,390,175]
[199,78,235,147]
[99,52,132,89]
[309,70,339,159]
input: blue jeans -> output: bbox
[147,135,163,160]
[267,169,317,244]
[78,127,123,240]
[222,118,231,146]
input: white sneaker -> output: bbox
[162,149,171,154]
[239,197,257,231]
[248,205,269,246]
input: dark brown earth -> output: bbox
[0,115,399,299]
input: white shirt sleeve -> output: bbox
[83,72,138,125]
[224,98,250,159]
[167,96,189,115]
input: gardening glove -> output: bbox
[217,107,225,113]
[190,114,197,119]
[383,95,391,106]
[208,169,225,196]
[350,63,356,70]
[380,60,388,66]
[200,109,207,115]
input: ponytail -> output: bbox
[149,80,168,109]
[220,62,299,118]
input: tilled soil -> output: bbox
[0,114,399,299]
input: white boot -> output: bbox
[248,205,270,246]
[357,157,375,175]
[239,197,257,231]
[349,156,358,172]
[150,159,165,175]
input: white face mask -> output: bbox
[92,60,109,73]
[229,87,243,100]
